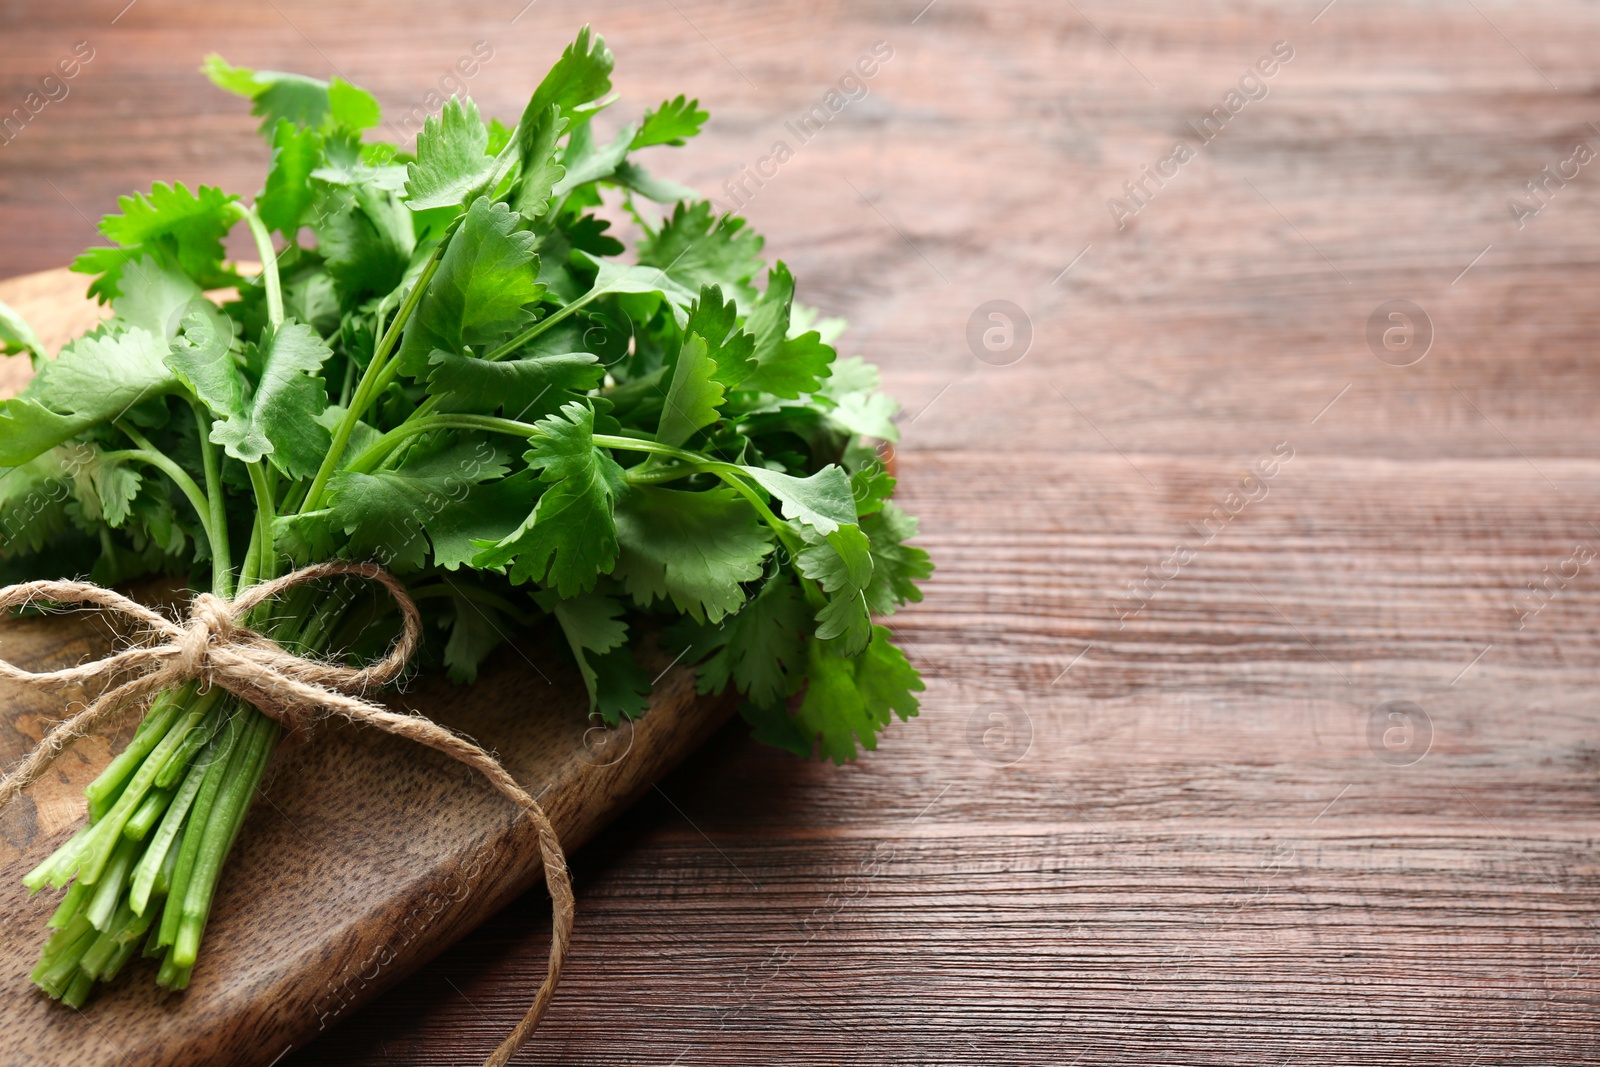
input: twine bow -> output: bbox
[0,562,571,1067]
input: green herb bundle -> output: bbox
[0,27,929,1006]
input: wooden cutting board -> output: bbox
[0,268,736,1066]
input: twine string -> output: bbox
[0,562,570,1067]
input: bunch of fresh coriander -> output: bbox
[0,27,929,1006]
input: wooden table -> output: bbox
[4,0,1600,1062]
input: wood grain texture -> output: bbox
[4,0,1600,1064]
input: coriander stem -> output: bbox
[245,463,277,584]
[343,413,646,471]
[103,433,216,556]
[358,267,432,406]
[68,698,212,889]
[238,518,262,590]
[379,288,598,445]
[302,236,452,513]
[122,787,172,841]
[621,462,700,486]
[279,480,310,515]
[129,743,208,915]
[173,708,277,967]
[232,203,283,329]
[340,413,539,474]
[483,290,595,364]
[328,265,617,481]
[337,412,809,560]
[83,690,184,815]
[156,710,242,952]
[339,353,357,408]
[193,403,233,597]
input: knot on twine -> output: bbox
[179,593,235,689]
[0,563,571,1067]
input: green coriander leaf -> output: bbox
[63,248,135,305]
[861,502,933,615]
[637,202,764,307]
[790,302,848,345]
[590,644,652,725]
[0,449,76,554]
[812,587,871,654]
[396,197,543,376]
[311,142,409,192]
[790,625,923,763]
[511,104,567,221]
[656,333,723,448]
[210,320,333,477]
[739,699,813,758]
[272,507,338,564]
[426,470,538,571]
[326,438,510,571]
[96,183,235,264]
[199,54,261,98]
[609,160,701,204]
[848,460,895,517]
[126,485,193,560]
[27,326,177,424]
[580,255,696,326]
[205,57,328,132]
[283,268,341,335]
[474,400,623,595]
[426,349,603,422]
[313,403,381,455]
[548,588,626,653]
[71,183,239,302]
[442,592,507,684]
[739,463,856,536]
[486,117,515,156]
[820,356,899,442]
[613,484,774,623]
[0,299,45,362]
[1,325,178,465]
[631,95,708,148]
[691,573,809,706]
[0,402,82,468]
[316,182,416,304]
[544,590,650,722]
[851,629,923,719]
[203,55,379,134]
[405,97,495,211]
[797,523,873,594]
[552,121,635,195]
[111,255,204,340]
[753,330,833,400]
[327,78,382,131]
[834,389,899,442]
[822,352,883,395]
[797,524,874,654]
[167,308,246,425]
[741,262,835,398]
[259,119,323,236]
[84,452,142,528]
[683,284,756,389]
[522,26,614,126]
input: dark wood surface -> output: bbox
[4,0,1600,1063]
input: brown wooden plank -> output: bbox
[0,573,734,1066]
[4,0,1600,1064]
